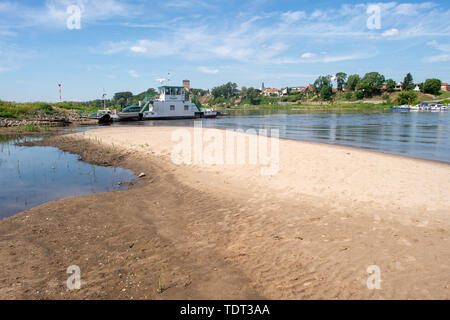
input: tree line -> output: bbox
[75,73,443,109]
[313,72,442,101]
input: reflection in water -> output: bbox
[113,109,450,163]
[0,137,135,219]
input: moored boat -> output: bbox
[142,85,217,120]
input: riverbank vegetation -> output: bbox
[197,73,448,109]
[0,101,97,119]
[1,73,448,117]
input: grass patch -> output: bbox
[437,91,450,99]
[0,101,57,119]
[16,124,40,133]
[0,100,98,119]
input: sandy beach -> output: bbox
[1,125,449,299]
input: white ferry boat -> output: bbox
[142,85,215,120]
[100,85,218,123]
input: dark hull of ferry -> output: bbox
[98,112,216,124]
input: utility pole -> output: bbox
[58,83,62,104]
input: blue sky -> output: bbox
[0,0,449,102]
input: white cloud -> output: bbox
[198,66,219,74]
[301,52,316,58]
[321,54,365,63]
[164,0,215,9]
[310,10,323,19]
[0,0,135,29]
[128,70,140,78]
[275,53,370,64]
[93,2,449,66]
[381,28,399,37]
[393,2,436,16]
[130,46,147,53]
[424,54,450,63]
[282,11,305,23]
[426,40,450,52]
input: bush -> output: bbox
[355,90,364,100]
[343,92,353,100]
[396,91,418,105]
[423,79,442,95]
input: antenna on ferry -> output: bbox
[167,72,171,85]
[102,88,107,109]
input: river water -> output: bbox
[0,135,135,219]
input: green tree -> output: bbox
[358,72,385,97]
[320,85,333,101]
[423,78,442,95]
[313,75,332,95]
[211,82,238,99]
[113,91,133,107]
[345,74,360,91]
[402,73,414,91]
[240,86,247,97]
[397,91,418,105]
[355,90,364,100]
[241,87,261,105]
[313,75,334,100]
[335,72,347,92]
[385,79,396,92]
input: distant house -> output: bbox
[441,83,450,91]
[264,88,280,96]
[302,85,313,94]
[413,85,420,92]
[290,86,305,92]
[395,82,403,90]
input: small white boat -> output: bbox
[202,108,218,118]
[429,104,440,111]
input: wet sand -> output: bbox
[0,126,449,299]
